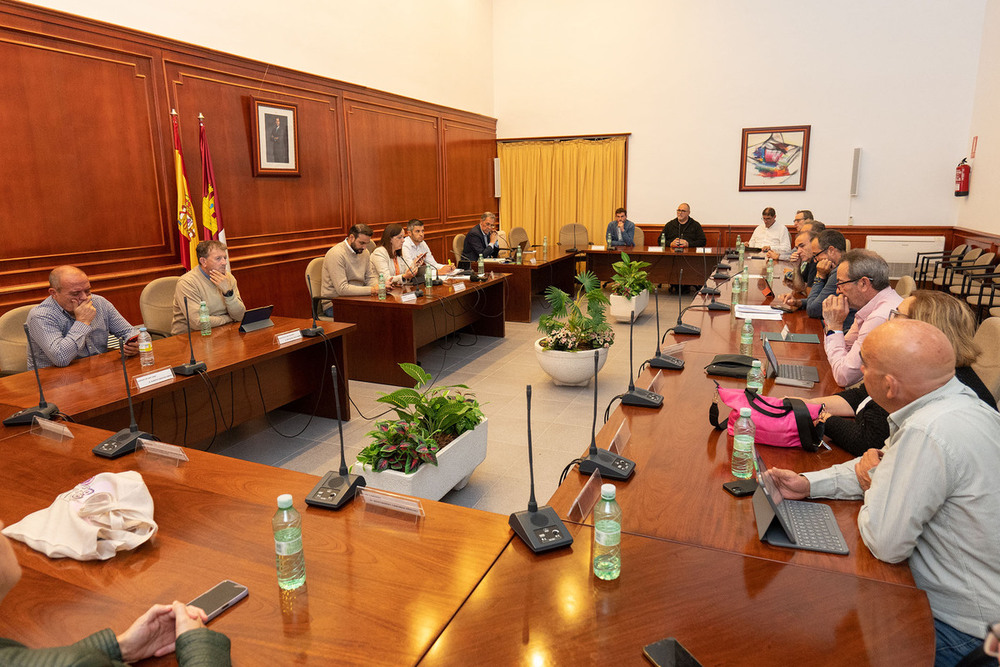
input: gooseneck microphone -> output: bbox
[621,311,664,408]
[579,351,636,479]
[92,337,158,458]
[647,287,684,370]
[301,275,324,337]
[306,365,365,509]
[172,296,207,376]
[668,269,702,336]
[3,324,60,426]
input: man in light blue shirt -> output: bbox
[605,208,635,247]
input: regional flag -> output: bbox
[171,110,199,270]
[199,115,225,243]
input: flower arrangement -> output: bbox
[610,252,654,299]
[538,271,615,351]
[357,420,439,473]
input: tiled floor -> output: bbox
[210,296,677,515]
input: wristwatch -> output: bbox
[223,289,234,298]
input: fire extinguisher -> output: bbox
[955,158,971,197]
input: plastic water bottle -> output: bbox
[137,327,154,367]
[273,494,306,590]
[424,265,433,295]
[747,359,765,392]
[731,408,756,479]
[477,254,485,276]
[742,266,750,289]
[659,232,666,249]
[198,301,211,336]
[738,239,745,267]
[736,234,742,249]
[542,236,549,260]
[607,231,613,247]
[731,274,742,306]
[740,318,754,356]
[377,273,386,300]
[766,257,774,281]
[593,484,622,580]
[516,245,523,264]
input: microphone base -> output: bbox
[699,286,721,296]
[509,505,573,553]
[672,323,702,336]
[4,402,59,426]
[648,354,684,370]
[715,262,731,270]
[300,326,324,337]
[92,427,157,459]
[708,301,732,311]
[621,388,664,408]
[172,361,207,376]
[305,471,366,510]
[579,448,636,480]
[712,272,731,281]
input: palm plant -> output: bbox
[538,271,614,351]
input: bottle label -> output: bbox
[733,434,754,452]
[275,536,302,556]
[594,525,621,546]
[139,342,152,352]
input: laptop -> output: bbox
[761,336,819,388]
[751,451,849,555]
[239,305,275,333]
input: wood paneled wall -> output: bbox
[0,1,497,322]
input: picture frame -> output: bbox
[251,98,299,176]
[739,125,810,191]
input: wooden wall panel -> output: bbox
[444,120,497,222]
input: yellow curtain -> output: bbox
[498,136,625,247]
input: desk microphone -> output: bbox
[669,269,701,336]
[509,385,573,553]
[646,287,683,370]
[92,337,157,458]
[3,324,59,426]
[301,275,324,337]
[621,311,664,408]
[579,351,636,480]
[306,365,365,510]
[172,296,207,376]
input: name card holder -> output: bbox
[133,366,175,391]
[400,291,418,303]
[139,438,189,466]
[646,246,665,253]
[452,282,466,292]
[359,487,424,522]
[592,245,606,251]
[567,469,603,522]
[31,416,73,442]
[610,419,632,456]
[648,370,665,394]
[274,329,304,346]
[661,341,687,356]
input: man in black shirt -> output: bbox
[660,203,706,249]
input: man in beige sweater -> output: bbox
[321,224,377,315]
[170,240,247,335]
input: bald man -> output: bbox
[769,320,1000,667]
[25,266,138,370]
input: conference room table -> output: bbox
[586,245,726,286]
[328,275,506,386]
[485,247,576,322]
[0,317,353,446]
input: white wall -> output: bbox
[23,0,495,116]
[493,0,986,230]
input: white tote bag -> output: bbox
[2,471,157,561]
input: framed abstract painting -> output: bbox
[739,125,810,191]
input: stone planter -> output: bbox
[609,289,649,322]
[534,339,609,386]
[354,419,488,501]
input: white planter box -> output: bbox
[354,419,488,501]
[609,289,650,322]
[534,339,609,386]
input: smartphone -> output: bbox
[723,479,758,498]
[643,637,702,666]
[188,580,248,622]
[125,333,140,345]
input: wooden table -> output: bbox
[485,249,576,322]
[0,420,512,666]
[0,317,353,445]
[329,276,506,386]
[586,246,725,286]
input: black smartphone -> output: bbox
[188,580,248,622]
[723,479,757,497]
[643,637,702,666]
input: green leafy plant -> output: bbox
[357,420,438,473]
[537,271,614,351]
[610,252,654,298]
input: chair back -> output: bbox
[633,227,645,248]
[558,223,589,250]
[0,305,33,375]
[972,317,1000,404]
[509,226,529,249]
[453,234,466,265]
[304,256,336,320]
[894,275,916,298]
[139,276,180,339]
[964,247,984,263]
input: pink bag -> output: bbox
[710,386,824,451]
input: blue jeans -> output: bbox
[323,306,333,318]
[935,618,982,667]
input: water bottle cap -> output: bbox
[752,360,761,367]
[277,493,293,509]
[601,483,616,499]
[139,326,147,332]
[739,407,752,417]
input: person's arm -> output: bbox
[330,250,375,297]
[690,221,707,248]
[222,283,246,323]
[25,306,90,367]
[805,274,834,318]
[801,456,866,499]
[802,393,854,416]
[401,240,417,267]
[662,221,677,245]
[369,249,398,285]
[620,221,635,246]
[772,226,792,254]
[823,328,863,387]
[747,225,765,248]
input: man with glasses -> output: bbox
[748,206,791,255]
[660,203,706,249]
[822,249,902,386]
[769,218,824,261]
[460,212,501,268]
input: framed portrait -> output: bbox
[739,125,810,191]
[251,98,299,176]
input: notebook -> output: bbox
[761,336,819,387]
[751,451,849,555]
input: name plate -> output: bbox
[31,416,74,442]
[592,244,606,251]
[134,367,175,390]
[646,246,665,252]
[401,291,418,303]
[275,329,303,345]
[452,282,466,292]
[610,419,632,456]
[567,469,604,522]
[360,487,425,517]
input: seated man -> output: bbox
[401,219,455,274]
[768,320,1000,667]
[769,216,823,261]
[26,265,138,370]
[460,212,500,267]
[321,224,378,313]
[661,203,706,249]
[748,207,791,255]
[171,240,246,335]
[780,230,819,295]
[822,248,901,387]
[781,228,853,332]
[605,207,635,247]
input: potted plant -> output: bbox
[353,363,488,500]
[535,271,615,385]
[608,252,653,321]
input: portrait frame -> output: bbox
[251,98,299,176]
[739,125,810,192]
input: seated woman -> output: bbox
[809,289,997,456]
[370,223,424,286]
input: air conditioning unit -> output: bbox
[865,235,946,279]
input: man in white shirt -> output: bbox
[401,219,454,274]
[748,207,791,255]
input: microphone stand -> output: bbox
[579,351,636,479]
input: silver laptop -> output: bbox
[751,451,849,555]
[761,336,819,387]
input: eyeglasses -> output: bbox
[888,308,909,320]
[835,277,862,288]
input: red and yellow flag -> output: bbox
[199,115,225,243]
[171,110,199,269]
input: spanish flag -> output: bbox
[171,110,199,270]
[199,115,225,243]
